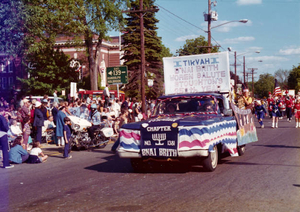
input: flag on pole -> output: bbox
[273,79,282,96]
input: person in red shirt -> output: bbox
[293,97,300,128]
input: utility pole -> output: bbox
[230,51,241,89]
[123,1,158,113]
[139,0,146,114]
[208,0,211,53]
[243,56,246,84]
[247,68,258,97]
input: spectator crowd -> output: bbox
[0,91,155,168]
[2,86,300,169]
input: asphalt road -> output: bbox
[1,117,300,212]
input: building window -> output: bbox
[0,63,5,73]
[2,77,7,89]
[8,60,13,73]
[8,77,13,88]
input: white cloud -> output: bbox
[279,47,300,55]
[175,34,199,42]
[223,36,255,44]
[236,0,262,5]
[248,56,289,62]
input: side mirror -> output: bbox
[223,108,233,116]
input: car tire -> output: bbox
[238,145,246,156]
[202,145,218,172]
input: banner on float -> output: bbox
[163,51,230,95]
[230,102,258,146]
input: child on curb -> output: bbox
[63,117,72,159]
[255,100,267,128]
[29,141,48,163]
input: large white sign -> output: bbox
[163,51,230,95]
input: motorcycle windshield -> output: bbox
[70,105,89,120]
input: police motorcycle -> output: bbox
[68,104,114,150]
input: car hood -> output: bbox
[122,114,235,130]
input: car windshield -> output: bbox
[153,95,218,116]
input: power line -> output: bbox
[155,3,225,50]
[155,3,206,33]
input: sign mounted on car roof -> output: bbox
[163,51,230,95]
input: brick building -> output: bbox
[56,34,123,88]
[0,54,25,100]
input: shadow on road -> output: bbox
[83,153,213,174]
[225,161,300,167]
[253,144,300,149]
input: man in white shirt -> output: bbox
[111,99,120,118]
[53,90,59,103]
[103,84,110,108]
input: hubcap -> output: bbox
[211,146,218,168]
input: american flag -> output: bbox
[273,79,282,96]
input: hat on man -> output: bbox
[42,99,48,103]
[23,99,29,103]
[35,101,41,107]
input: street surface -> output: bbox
[1,118,300,212]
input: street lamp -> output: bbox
[210,19,248,30]
[207,19,248,53]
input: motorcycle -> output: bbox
[68,107,114,150]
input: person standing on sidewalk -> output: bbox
[103,84,110,108]
[0,113,14,168]
[56,106,66,146]
[33,101,44,142]
[63,117,72,159]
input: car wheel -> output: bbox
[238,145,246,156]
[202,145,218,172]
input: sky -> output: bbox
[111,0,300,82]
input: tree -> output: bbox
[17,0,86,95]
[122,0,164,99]
[287,64,300,93]
[0,0,26,58]
[19,47,79,95]
[176,36,219,56]
[274,69,290,89]
[2,0,129,95]
[254,73,275,98]
[75,0,129,90]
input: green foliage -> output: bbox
[160,44,173,58]
[19,48,79,96]
[176,36,219,56]
[287,64,300,93]
[254,73,275,98]
[1,0,129,94]
[0,0,27,58]
[122,0,164,99]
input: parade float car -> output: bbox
[117,92,258,172]
[117,52,258,172]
